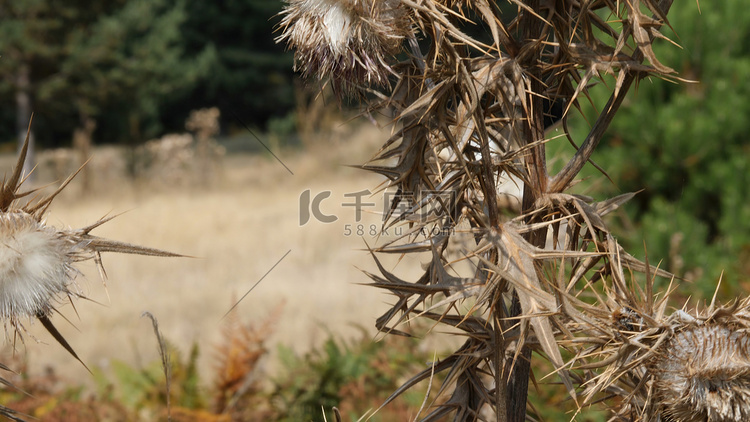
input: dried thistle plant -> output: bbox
[0,121,180,365]
[279,1,750,421]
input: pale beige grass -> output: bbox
[0,123,430,388]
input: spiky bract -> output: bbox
[646,299,750,422]
[572,290,750,422]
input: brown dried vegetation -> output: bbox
[211,305,280,421]
[279,0,750,421]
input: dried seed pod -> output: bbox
[276,0,409,95]
[652,324,750,422]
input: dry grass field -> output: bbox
[0,123,430,389]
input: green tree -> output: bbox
[0,0,213,158]
[575,1,750,298]
[0,0,93,174]
[165,0,295,132]
[40,0,214,142]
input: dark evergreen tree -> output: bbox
[163,0,295,133]
[575,1,750,297]
[0,0,214,151]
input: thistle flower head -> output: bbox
[653,325,750,422]
[648,299,750,422]
[570,271,750,422]
[276,0,409,96]
[0,122,180,364]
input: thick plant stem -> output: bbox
[505,294,532,422]
[506,1,548,420]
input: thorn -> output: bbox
[36,313,92,375]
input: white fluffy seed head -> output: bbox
[0,212,76,322]
[319,0,353,54]
[277,0,408,95]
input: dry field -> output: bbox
[0,123,430,388]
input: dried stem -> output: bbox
[550,0,676,193]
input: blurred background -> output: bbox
[0,0,747,420]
